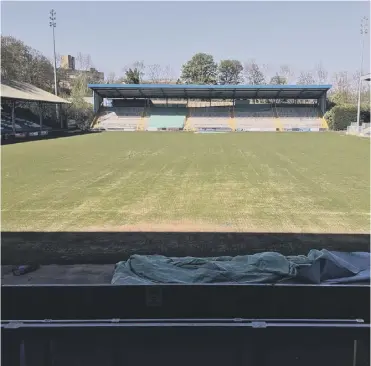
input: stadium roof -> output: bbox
[1,80,70,104]
[88,84,332,100]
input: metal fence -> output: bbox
[347,122,371,137]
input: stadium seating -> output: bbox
[1,111,42,131]
[91,100,328,133]
[276,105,323,131]
[147,107,186,130]
[1,113,18,131]
[1,117,15,133]
[187,106,232,131]
[95,106,144,131]
[234,104,277,131]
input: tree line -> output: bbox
[1,36,98,128]
[120,53,370,107]
[1,35,369,127]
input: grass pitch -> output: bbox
[1,132,369,233]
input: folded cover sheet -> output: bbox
[112,250,370,285]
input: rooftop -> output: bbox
[88,83,332,100]
[1,80,70,104]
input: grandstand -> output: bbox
[1,104,52,132]
[234,103,276,131]
[1,80,69,139]
[188,106,232,131]
[276,104,324,131]
[97,107,144,131]
[88,84,331,132]
[147,106,187,131]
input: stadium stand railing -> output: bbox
[347,122,370,137]
[146,106,186,131]
[234,104,277,132]
[1,108,46,132]
[94,106,145,131]
[187,106,233,132]
[90,100,330,133]
[276,105,324,131]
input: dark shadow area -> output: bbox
[1,129,101,145]
[2,323,370,366]
[2,231,370,365]
[2,283,370,366]
[2,231,369,265]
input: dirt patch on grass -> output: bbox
[81,219,370,234]
[82,221,234,232]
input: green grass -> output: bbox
[1,132,370,233]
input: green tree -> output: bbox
[124,68,141,84]
[65,73,94,130]
[218,60,243,84]
[324,104,370,130]
[122,61,145,84]
[1,35,54,92]
[181,53,217,84]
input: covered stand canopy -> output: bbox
[1,80,70,134]
[1,80,69,104]
[88,83,331,100]
[88,83,331,114]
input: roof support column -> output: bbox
[39,102,43,131]
[318,94,326,115]
[11,101,16,134]
[58,105,63,129]
[93,91,103,114]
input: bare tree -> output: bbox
[352,70,371,105]
[54,53,63,68]
[297,71,316,85]
[279,64,295,84]
[162,65,175,83]
[244,60,266,84]
[314,63,328,85]
[329,71,353,104]
[105,72,117,84]
[75,52,93,71]
[147,64,162,83]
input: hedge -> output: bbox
[324,104,370,131]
